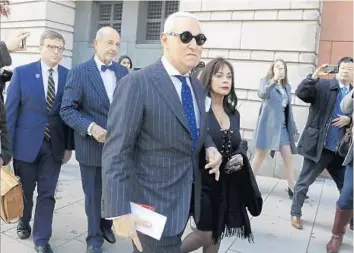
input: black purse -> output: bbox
[336,123,352,157]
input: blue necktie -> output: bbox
[101,64,115,72]
[175,75,198,152]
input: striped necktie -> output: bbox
[44,68,55,140]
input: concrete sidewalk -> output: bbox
[1,164,353,253]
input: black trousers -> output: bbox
[14,140,61,246]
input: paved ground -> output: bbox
[1,163,353,253]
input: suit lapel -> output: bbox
[87,58,110,109]
[34,61,47,113]
[151,60,190,133]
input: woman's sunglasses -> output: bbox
[166,31,207,46]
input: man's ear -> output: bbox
[160,33,168,49]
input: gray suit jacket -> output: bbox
[101,60,214,236]
[253,79,298,153]
[340,89,353,166]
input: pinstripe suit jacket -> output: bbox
[101,59,215,236]
[60,57,129,166]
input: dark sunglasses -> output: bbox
[166,31,207,46]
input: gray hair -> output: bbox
[40,30,65,46]
[163,11,200,33]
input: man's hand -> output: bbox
[312,64,329,79]
[112,215,151,252]
[332,115,351,128]
[62,150,72,164]
[5,32,30,52]
[90,123,107,143]
[205,147,222,181]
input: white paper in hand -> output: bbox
[130,202,167,241]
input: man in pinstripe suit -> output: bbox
[102,12,222,253]
[60,27,129,253]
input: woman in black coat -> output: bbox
[181,58,262,253]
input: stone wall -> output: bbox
[0,0,75,68]
[180,0,322,178]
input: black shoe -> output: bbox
[287,188,309,200]
[87,246,102,253]
[17,219,31,240]
[34,244,53,253]
[101,226,116,244]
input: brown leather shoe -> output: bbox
[291,216,303,229]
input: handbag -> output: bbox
[225,154,243,174]
[1,165,24,223]
[336,123,352,157]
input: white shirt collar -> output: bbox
[161,56,190,77]
[94,55,112,71]
[41,60,58,73]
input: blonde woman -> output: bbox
[252,59,299,198]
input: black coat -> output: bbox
[0,41,11,69]
[0,70,12,103]
[0,100,12,165]
[296,75,352,162]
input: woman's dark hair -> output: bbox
[264,58,288,85]
[337,57,353,67]
[199,57,238,114]
[118,55,133,69]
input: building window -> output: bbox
[143,1,179,42]
[97,2,123,34]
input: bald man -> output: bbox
[60,27,129,253]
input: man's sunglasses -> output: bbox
[166,31,207,46]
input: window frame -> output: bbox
[138,1,179,44]
[96,1,123,35]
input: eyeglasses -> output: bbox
[166,31,207,46]
[45,44,65,53]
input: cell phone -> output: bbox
[20,38,26,49]
[324,65,339,74]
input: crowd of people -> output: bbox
[0,11,352,253]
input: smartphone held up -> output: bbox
[323,65,339,74]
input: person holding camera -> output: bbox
[0,31,30,166]
[0,31,30,68]
[252,59,299,199]
[290,57,353,230]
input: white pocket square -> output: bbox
[205,97,211,112]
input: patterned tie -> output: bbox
[175,75,198,152]
[45,69,55,140]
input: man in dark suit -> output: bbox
[6,30,74,253]
[101,12,222,253]
[60,27,129,253]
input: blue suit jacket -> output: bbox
[6,61,74,163]
[60,57,129,167]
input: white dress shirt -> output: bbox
[41,61,58,98]
[94,55,117,104]
[161,56,200,128]
[88,56,117,135]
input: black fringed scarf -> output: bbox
[210,140,263,244]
